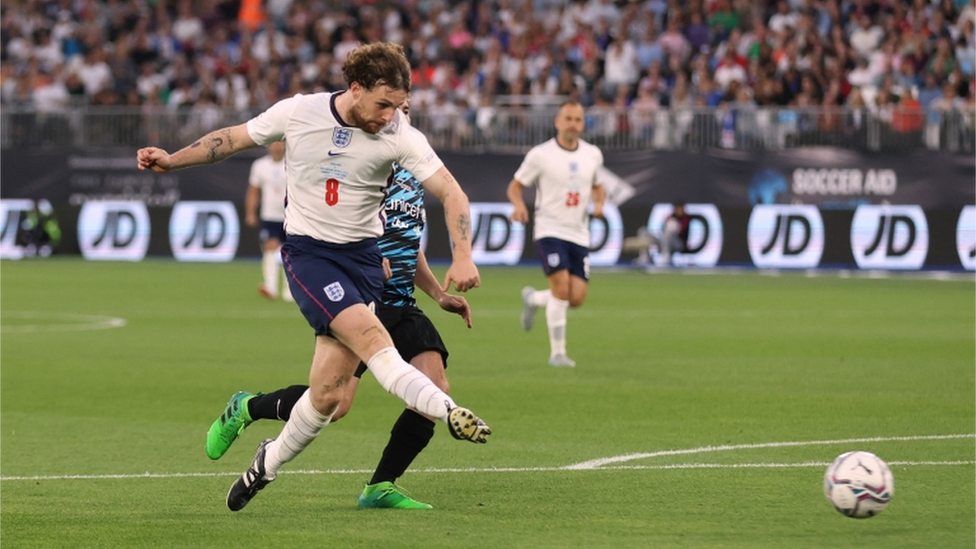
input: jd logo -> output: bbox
[851,205,928,270]
[957,205,975,271]
[469,203,524,265]
[747,205,824,268]
[78,201,150,261]
[93,210,138,248]
[588,203,623,267]
[647,204,724,267]
[0,199,36,259]
[169,201,239,262]
[182,211,225,249]
[473,212,511,253]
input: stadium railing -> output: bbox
[2,104,973,154]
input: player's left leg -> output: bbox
[544,243,589,367]
[226,336,360,511]
[259,235,282,300]
[359,349,446,510]
[545,269,575,367]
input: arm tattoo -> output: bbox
[206,137,224,162]
[220,128,235,151]
[190,141,201,148]
[456,211,471,243]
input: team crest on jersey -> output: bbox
[547,253,561,268]
[332,128,353,148]
[323,282,345,302]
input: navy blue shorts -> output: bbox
[535,237,590,281]
[281,235,384,336]
[354,304,448,378]
[259,221,286,244]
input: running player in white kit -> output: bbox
[244,140,292,301]
[136,42,490,512]
[507,101,606,368]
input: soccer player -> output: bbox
[507,100,606,368]
[207,102,469,510]
[245,141,292,301]
[136,42,490,512]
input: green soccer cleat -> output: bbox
[206,391,256,460]
[358,481,433,509]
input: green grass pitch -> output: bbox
[1,259,973,548]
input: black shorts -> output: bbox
[354,304,449,378]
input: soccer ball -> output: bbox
[823,451,894,518]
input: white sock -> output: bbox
[367,347,456,421]
[279,264,293,301]
[529,289,551,307]
[546,297,569,357]
[262,250,279,296]
[263,389,330,477]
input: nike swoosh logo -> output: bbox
[328,150,346,157]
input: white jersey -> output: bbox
[513,137,604,248]
[246,92,443,244]
[248,154,287,222]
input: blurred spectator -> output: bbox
[172,0,205,51]
[769,1,799,35]
[659,16,691,63]
[603,38,638,95]
[636,24,665,70]
[685,10,710,54]
[850,14,884,60]
[918,72,944,107]
[714,46,748,91]
[72,46,113,98]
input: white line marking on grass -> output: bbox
[2,434,972,482]
[564,434,976,470]
[2,460,972,482]
[1,312,127,333]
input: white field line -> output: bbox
[564,433,976,470]
[2,434,972,482]
[1,312,127,333]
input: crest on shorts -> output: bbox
[324,282,345,302]
[547,253,560,268]
[332,128,353,148]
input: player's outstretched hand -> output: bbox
[443,260,480,293]
[437,293,472,328]
[137,147,173,173]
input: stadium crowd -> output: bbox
[2,0,975,148]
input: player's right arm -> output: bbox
[137,124,257,173]
[507,179,529,224]
[508,146,540,224]
[245,183,261,227]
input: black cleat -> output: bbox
[226,439,275,511]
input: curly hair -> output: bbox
[341,42,412,93]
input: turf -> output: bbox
[1,259,974,548]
